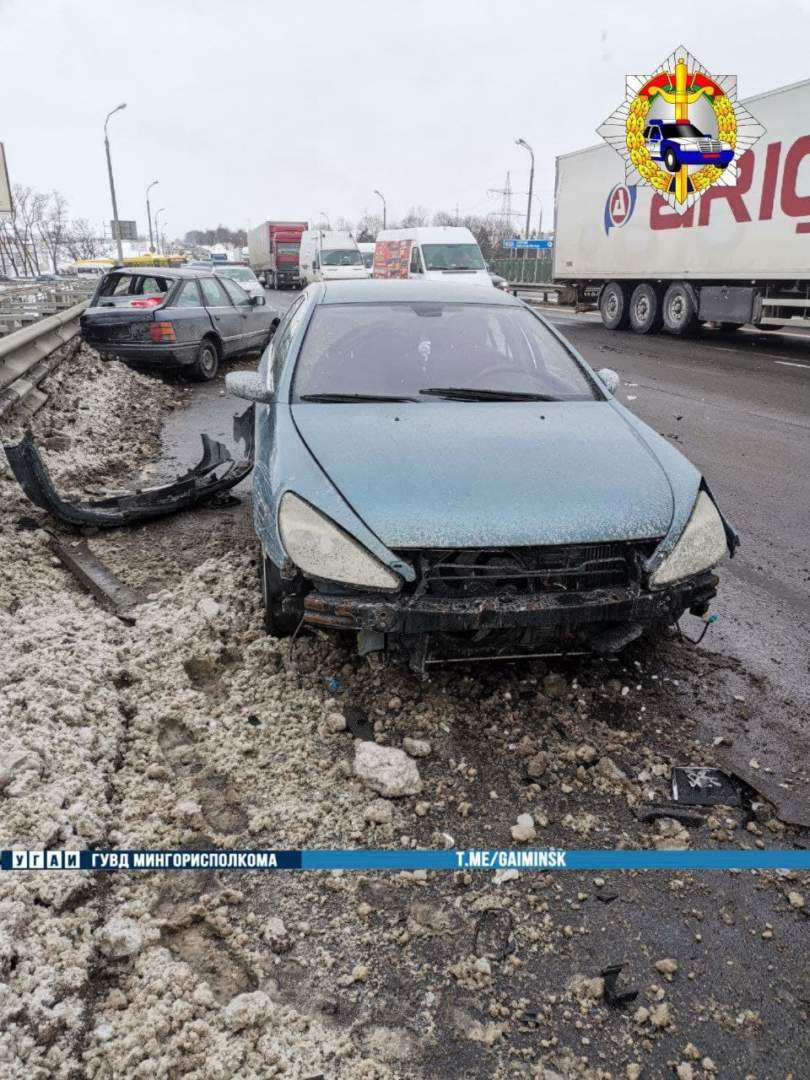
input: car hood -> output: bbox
[291,401,676,549]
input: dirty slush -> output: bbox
[1,348,809,1079]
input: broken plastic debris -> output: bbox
[601,963,639,1007]
[672,766,741,807]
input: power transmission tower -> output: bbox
[487,172,521,232]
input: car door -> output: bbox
[199,276,242,356]
[161,279,208,351]
[219,275,268,352]
[645,124,663,160]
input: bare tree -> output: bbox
[38,191,70,273]
[64,218,100,260]
[400,205,429,228]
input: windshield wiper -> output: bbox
[419,387,560,402]
[298,393,417,403]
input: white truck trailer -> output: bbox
[554,78,810,334]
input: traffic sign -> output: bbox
[502,238,553,250]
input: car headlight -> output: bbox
[278,493,401,591]
[649,491,728,587]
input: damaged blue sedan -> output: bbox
[226,281,737,671]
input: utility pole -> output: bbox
[145,179,159,252]
[515,137,535,238]
[373,189,386,229]
[154,208,166,255]
[104,103,127,262]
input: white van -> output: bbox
[299,230,369,285]
[373,226,490,284]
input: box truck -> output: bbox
[554,79,810,334]
[248,221,308,290]
[298,230,369,285]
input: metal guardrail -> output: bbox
[0,299,87,420]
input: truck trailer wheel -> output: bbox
[599,282,629,330]
[629,283,663,334]
[663,282,699,335]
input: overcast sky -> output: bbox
[3,0,809,239]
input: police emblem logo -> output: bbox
[598,46,765,213]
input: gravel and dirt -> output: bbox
[1,347,808,1079]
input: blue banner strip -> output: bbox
[3,848,810,871]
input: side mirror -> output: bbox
[249,294,266,306]
[225,371,274,403]
[596,367,620,394]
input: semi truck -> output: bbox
[248,221,308,290]
[554,78,810,334]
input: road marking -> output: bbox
[774,360,810,369]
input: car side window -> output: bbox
[219,277,251,306]
[200,277,231,307]
[410,245,421,274]
[175,281,201,307]
[269,296,307,389]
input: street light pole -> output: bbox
[154,208,166,256]
[145,179,159,252]
[318,210,331,229]
[373,189,386,229]
[515,138,535,239]
[104,103,127,262]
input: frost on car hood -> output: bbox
[292,400,677,549]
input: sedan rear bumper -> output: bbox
[90,342,199,369]
[302,573,718,636]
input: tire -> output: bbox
[629,283,663,334]
[190,337,220,381]
[260,552,302,637]
[662,282,699,336]
[663,147,680,173]
[599,281,629,330]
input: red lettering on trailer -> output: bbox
[697,150,754,226]
[649,197,695,230]
[758,141,781,221]
[780,134,810,233]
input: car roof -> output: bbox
[106,265,214,279]
[318,279,520,306]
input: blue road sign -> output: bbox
[503,238,553,250]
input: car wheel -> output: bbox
[599,281,629,330]
[629,283,663,334]
[260,551,302,637]
[190,337,220,381]
[664,147,680,172]
[662,282,699,335]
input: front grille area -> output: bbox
[697,139,722,153]
[397,541,661,599]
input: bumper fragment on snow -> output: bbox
[2,404,255,527]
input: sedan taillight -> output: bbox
[149,321,176,343]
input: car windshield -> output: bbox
[218,267,254,282]
[661,123,704,138]
[321,248,363,266]
[292,303,599,402]
[421,244,485,271]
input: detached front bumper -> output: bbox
[303,573,718,636]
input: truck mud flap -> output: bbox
[3,404,255,527]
